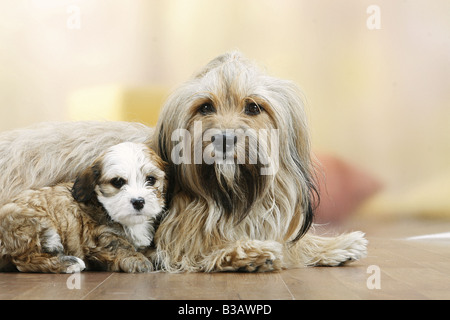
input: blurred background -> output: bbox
[1,0,449,221]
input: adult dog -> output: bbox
[0,51,367,272]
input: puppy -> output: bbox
[0,142,166,273]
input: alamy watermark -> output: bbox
[366,265,381,289]
[170,121,280,175]
[66,272,81,290]
[366,5,381,30]
[67,3,81,30]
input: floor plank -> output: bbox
[83,271,293,300]
[0,272,112,300]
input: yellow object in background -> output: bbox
[359,169,450,220]
[68,85,168,127]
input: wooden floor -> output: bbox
[1,217,450,300]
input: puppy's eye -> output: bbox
[146,176,156,186]
[110,177,126,189]
[245,102,263,115]
[198,103,216,115]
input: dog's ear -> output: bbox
[71,161,101,203]
[156,123,169,163]
[158,155,172,209]
[289,171,318,244]
[274,81,319,244]
[160,160,170,193]
[289,125,319,244]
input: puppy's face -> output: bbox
[72,142,167,226]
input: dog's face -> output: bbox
[72,142,167,226]
[156,52,317,236]
[179,57,280,220]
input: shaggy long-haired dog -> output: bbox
[0,51,367,273]
[153,52,367,272]
[0,142,166,273]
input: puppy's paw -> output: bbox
[217,240,283,272]
[119,254,153,273]
[61,256,86,273]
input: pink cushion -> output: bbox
[313,153,382,224]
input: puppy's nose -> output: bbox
[131,197,145,211]
[211,133,237,153]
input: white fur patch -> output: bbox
[64,256,86,273]
[124,221,154,248]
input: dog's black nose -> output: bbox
[211,133,237,153]
[131,197,145,211]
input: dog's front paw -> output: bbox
[217,240,283,272]
[119,254,153,273]
[61,256,86,273]
[316,231,368,266]
[342,231,368,263]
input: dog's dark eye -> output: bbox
[146,176,156,186]
[198,103,216,115]
[245,102,263,115]
[110,177,126,189]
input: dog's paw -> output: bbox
[61,256,86,273]
[217,240,283,272]
[119,254,153,273]
[315,231,368,266]
[341,231,368,263]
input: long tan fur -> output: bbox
[0,51,367,273]
[153,52,367,272]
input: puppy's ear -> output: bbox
[150,148,171,206]
[71,161,101,203]
[161,160,170,197]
